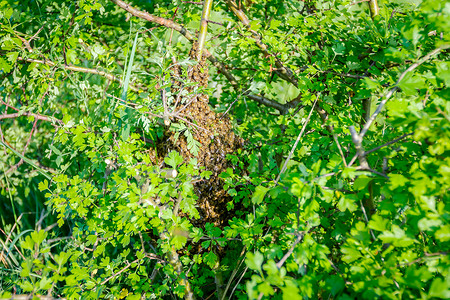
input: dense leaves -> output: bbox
[0,0,449,299]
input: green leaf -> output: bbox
[49,144,62,156]
[6,51,18,62]
[203,251,218,269]
[164,151,183,169]
[31,230,47,245]
[369,215,388,232]
[172,234,187,250]
[379,225,415,247]
[389,174,409,189]
[20,281,34,293]
[398,72,426,95]
[353,175,372,190]
[121,235,130,247]
[326,275,345,296]
[39,276,53,290]
[38,180,49,191]
[435,225,450,242]
[337,194,358,212]
[246,251,264,273]
[429,278,450,299]
[341,246,361,263]
[252,186,269,204]
[257,281,274,296]
[281,282,301,299]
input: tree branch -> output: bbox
[0,112,63,125]
[276,233,304,269]
[359,45,448,141]
[17,57,141,92]
[226,0,298,86]
[364,132,413,155]
[109,0,195,41]
[276,100,317,184]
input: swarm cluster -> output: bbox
[152,44,243,228]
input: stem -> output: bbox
[368,0,379,18]
[198,0,213,61]
[275,100,317,184]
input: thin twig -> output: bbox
[275,100,317,184]
[221,246,246,300]
[229,266,248,300]
[364,133,413,155]
[359,46,448,141]
[6,119,39,175]
[276,233,304,269]
[101,259,139,285]
[0,112,63,125]
[333,134,347,167]
[109,0,297,114]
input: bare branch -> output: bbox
[109,0,195,41]
[109,0,292,114]
[364,132,413,155]
[349,125,369,169]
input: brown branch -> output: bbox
[275,232,304,267]
[245,93,287,113]
[0,112,63,124]
[101,259,138,285]
[109,0,195,41]
[109,0,294,115]
[17,57,141,92]
[4,296,65,300]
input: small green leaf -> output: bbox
[252,186,269,204]
[353,176,372,190]
[203,251,218,269]
[389,174,409,189]
[38,180,49,191]
[246,251,264,273]
[435,225,450,242]
[337,194,358,212]
[369,215,388,231]
[164,151,183,169]
[341,246,361,263]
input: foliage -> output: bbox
[0,0,449,299]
